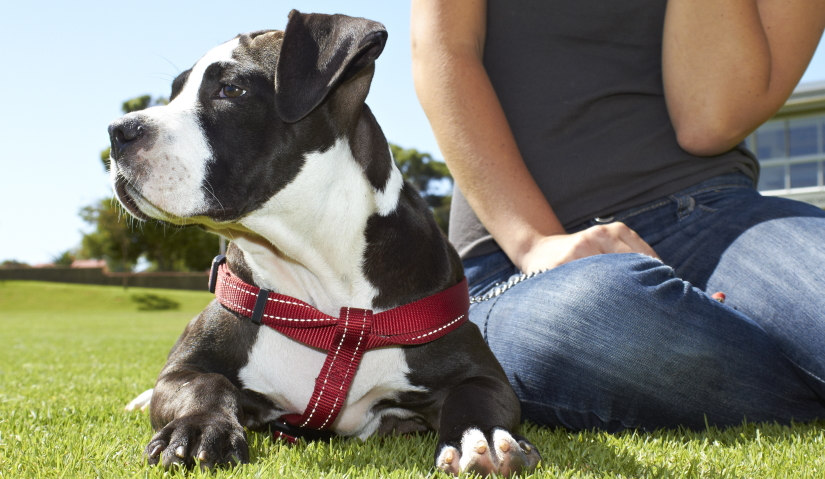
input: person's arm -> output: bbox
[663,0,825,156]
[411,0,657,273]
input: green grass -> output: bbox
[1,280,824,478]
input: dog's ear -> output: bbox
[274,10,388,123]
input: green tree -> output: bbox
[51,249,76,267]
[138,216,217,272]
[390,144,453,233]
[79,199,146,272]
[78,199,217,272]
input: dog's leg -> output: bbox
[434,377,541,476]
[146,370,249,469]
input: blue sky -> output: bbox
[2,0,825,265]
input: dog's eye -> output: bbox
[219,84,246,98]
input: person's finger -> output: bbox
[610,223,660,258]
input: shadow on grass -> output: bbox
[131,293,180,311]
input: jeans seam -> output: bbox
[782,354,825,387]
[481,297,497,342]
[479,283,518,342]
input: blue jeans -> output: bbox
[465,172,825,431]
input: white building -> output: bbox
[747,80,825,208]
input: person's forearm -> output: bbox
[411,3,564,268]
[663,0,825,156]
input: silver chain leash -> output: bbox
[469,270,547,304]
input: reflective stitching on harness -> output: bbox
[218,295,334,323]
[266,295,316,310]
[410,314,465,340]
[319,308,367,429]
[219,276,332,323]
[219,297,254,315]
[220,277,316,310]
[301,307,351,427]
[220,277,257,297]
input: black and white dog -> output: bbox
[110,11,540,476]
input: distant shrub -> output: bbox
[131,293,180,311]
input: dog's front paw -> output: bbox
[145,413,248,470]
[435,428,540,477]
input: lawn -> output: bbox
[1,280,823,478]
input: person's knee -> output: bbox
[549,252,677,302]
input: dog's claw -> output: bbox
[145,414,249,469]
[519,440,532,454]
[474,440,487,454]
[149,444,163,458]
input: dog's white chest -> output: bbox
[238,326,425,438]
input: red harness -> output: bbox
[208,255,469,441]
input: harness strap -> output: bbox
[208,255,469,441]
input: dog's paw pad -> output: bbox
[459,429,497,474]
[436,445,460,475]
[436,428,540,477]
[491,429,541,475]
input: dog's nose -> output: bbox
[108,117,146,160]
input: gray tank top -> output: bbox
[449,0,758,259]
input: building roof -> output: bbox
[776,80,825,118]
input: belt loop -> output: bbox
[672,194,696,220]
[251,289,271,325]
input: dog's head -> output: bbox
[107,11,389,225]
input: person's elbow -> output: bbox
[671,106,758,157]
[673,121,743,157]
[669,90,785,157]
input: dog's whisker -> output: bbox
[149,73,178,83]
[153,53,183,75]
[203,178,227,214]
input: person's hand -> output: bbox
[518,223,659,273]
